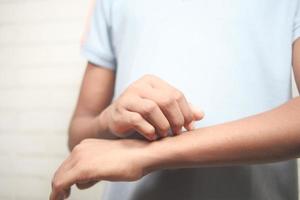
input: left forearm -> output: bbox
[144,97,300,172]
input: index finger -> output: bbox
[144,77,195,130]
[50,167,78,200]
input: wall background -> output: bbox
[0,0,103,199]
[0,0,299,199]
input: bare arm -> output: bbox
[294,38,300,89]
[144,39,300,170]
[147,97,300,169]
[68,62,116,150]
[69,64,203,150]
[50,39,300,200]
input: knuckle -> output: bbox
[141,74,160,84]
[141,101,156,115]
[141,74,154,80]
[129,114,142,125]
[159,124,170,133]
[114,101,125,113]
[72,144,82,154]
[52,179,63,191]
[159,96,175,107]
[174,90,184,101]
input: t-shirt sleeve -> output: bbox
[293,0,300,42]
[81,0,116,70]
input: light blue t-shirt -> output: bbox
[81,0,300,199]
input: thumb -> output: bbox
[185,104,205,131]
[189,104,205,120]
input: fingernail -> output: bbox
[150,134,157,141]
[195,108,204,116]
[161,131,168,137]
[199,110,205,117]
[173,127,182,135]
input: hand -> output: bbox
[50,138,151,200]
[99,74,204,140]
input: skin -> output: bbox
[68,66,204,149]
[50,39,300,200]
[99,75,204,140]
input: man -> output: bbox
[50,0,300,199]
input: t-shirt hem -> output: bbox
[293,34,300,43]
[293,25,300,43]
[81,46,116,70]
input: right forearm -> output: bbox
[68,114,116,150]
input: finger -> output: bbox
[49,191,64,200]
[55,156,75,176]
[189,104,205,120]
[64,188,71,199]
[140,88,184,135]
[125,97,170,137]
[147,77,194,128]
[186,104,205,131]
[173,91,194,130]
[50,155,79,200]
[140,78,186,135]
[76,181,98,190]
[50,156,76,200]
[50,184,70,200]
[125,111,157,140]
[51,167,78,200]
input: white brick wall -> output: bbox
[0,0,299,199]
[0,0,104,199]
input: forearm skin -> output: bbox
[144,97,300,172]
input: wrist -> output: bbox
[97,109,109,133]
[95,107,118,139]
[141,137,177,174]
[141,130,205,173]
